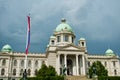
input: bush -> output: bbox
[26,76,64,80]
[98,76,120,80]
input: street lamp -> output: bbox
[23,69,27,80]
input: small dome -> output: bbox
[105,49,115,56]
[1,44,12,52]
[79,37,85,40]
[55,18,73,32]
[50,36,56,39]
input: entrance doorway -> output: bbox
[67,59,73,75]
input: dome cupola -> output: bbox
[105,48,115,56]
[55,18,73,33]
[1,44,12,53]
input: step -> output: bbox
[66,76,92,80]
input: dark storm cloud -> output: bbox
[0,0,120,54]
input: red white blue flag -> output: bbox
[25,16,30,54]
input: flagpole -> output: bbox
[23,15,30,80]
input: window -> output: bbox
[13,69,16,76]
[35,69,38,76]
[20,69,23,76]
[51,40,54,45]
[88,61,90,67]
[81,42,84,46]
[14,60,17,66]
[21,60,24,67]
[72,37,74,43]
[28,69,31,76]
[28,60,31,67]
[42,61,45,65]
[57,36,61,42]
[1,68,5,76]
[104,62,107,67]
[113,61,116,67]
[114,69,117,75]
[64,35,69,42]
[2,59,6,66]
[35,60,38,67]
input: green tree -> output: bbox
[89,61,108,78]
[37,64,56,77]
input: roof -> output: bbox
[79,37,85,40]
[105,48,115,56]
[55,18,73,32]
[1,44,12,53]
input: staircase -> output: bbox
[66,76,92,80]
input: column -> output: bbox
[82,55,85,75]
[64,54,67,75]
[57,54,60,75]
[76,55,79,75]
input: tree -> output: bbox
[37,64,56,77]
[89,61,108,78]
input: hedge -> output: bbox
[98,76,120,80]
[20,76,64,80]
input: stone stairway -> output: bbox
[66,76,92,80]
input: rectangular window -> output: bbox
[57,36,61,42]
[88,61,90,67]
[72,37,74,43]
[104,62,107,67]
[113,61,116,67]
[64,35,69,42]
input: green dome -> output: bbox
[55,19,73,32]
[105,49,115,56]
[50,36,56,39]
[1,44,12,52]
[79,37,85,40]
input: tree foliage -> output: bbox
[89,61,108,78]
[37,64,56,77]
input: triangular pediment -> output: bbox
[63,46,80,50]
[57,44,82,51]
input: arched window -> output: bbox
[28,60,31,67]
[2,59,6,66]
[14,60,17,66]
[81,42,84,46]
[1,68,5,76]
[42,61,45,65]
[20,69,23,76]
[21,60,24,67]
[114,69,117,75]
[34,69,38,76]
[13,69,16,76]
[28,69,31,76]
[51,40,55,45]
[35,60,38,67]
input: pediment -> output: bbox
[63,46,80,50]
[57,44,81,51]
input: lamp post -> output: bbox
[92,67,97,80]
[23,69,27,80]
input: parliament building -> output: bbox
[0,19,120,80]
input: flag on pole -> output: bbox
[25,15,30,54]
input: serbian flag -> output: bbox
[25,15,30,54]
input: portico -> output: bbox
[57,53,86,76]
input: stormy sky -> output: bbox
[0,0,120,55]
